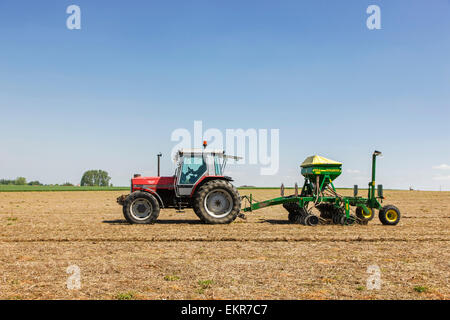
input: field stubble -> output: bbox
[0,189,449,299]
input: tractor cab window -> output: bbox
[179,156,207,184]
[214,156,223,175]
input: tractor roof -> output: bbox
[301,155,342,167]
[175,148,242,161]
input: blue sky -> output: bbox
[0,0,449,189]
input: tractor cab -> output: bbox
[173,148,237,197]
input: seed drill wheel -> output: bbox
[283,201,300,223]
[356,207,375,221]
[288,212,302,224]
[316,203,335,220]
[123,191,160,224]
[283,201,300,212]
[305,215,319,226]
[330,207,345,225]
[332,214,340,225]
[193,180,241,224]
[283,202,308,224]
[340,214,356,226]
[379,205,401,225]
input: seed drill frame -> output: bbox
[242,151,400,225]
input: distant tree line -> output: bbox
[1,170,112,187]
[0,177,42,186]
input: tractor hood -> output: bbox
[132,176,175,189]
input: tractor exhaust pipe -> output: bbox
[370,150,382,201]
[157,153,162,177]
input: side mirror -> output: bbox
[353,185,358,197]
[377,184,384,198]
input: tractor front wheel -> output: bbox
[379,205,401,225]
[193,180,241,224]
[123,191,160,224]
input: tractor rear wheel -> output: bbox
[379,205,401,225]
[123,191,160,224]
[192,206,203,219]
[193,180,241,224]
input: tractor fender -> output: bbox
[125,189,165,208]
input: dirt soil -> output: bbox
[0,189,448,300]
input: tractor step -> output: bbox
[176,201,190,213]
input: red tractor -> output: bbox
[117,146,242,224]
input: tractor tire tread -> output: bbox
[123,191,160,224]
[193,180,241,224]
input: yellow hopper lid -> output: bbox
[301,155,342,167]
